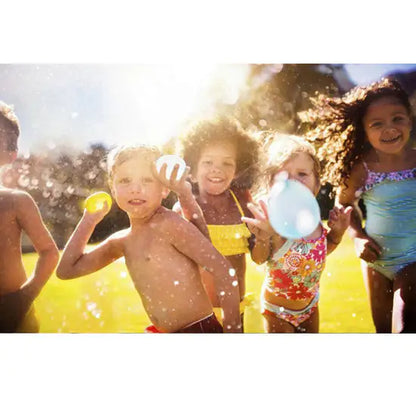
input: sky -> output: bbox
[1,63,416,155]
[344,64,416,85]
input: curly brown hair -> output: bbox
[299,78,413,190]
[180,116,260,190]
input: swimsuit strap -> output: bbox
[229,189,245,217]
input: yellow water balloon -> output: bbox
[84,192,112,213]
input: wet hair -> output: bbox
[181,116,260,190]
[107,144,162,185]
[0,101,20,151]
[299,78,412,190]
[254,132,321,195]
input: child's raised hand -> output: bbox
[327,205,352,234]
[152,161,192,197]
[242,200,275,241]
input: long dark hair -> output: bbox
[299,78,412,189]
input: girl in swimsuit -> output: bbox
[243,134,351,333]
[176,116,260,330]
[300,78,416,333]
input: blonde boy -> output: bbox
[0,102,59,332]
[57,145,242,333]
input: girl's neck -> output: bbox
[367,146,415,171]
[198,188,231,206]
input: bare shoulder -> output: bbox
[151,206,193,236]
[154,206,186,227]
[106,227,130,247]
[12,189,37,206]
[0,189,37,214]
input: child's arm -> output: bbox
[152,162,210,239]
[0,192,59,332]
[326,205,352,254]
[165,214,242,333]
[337,164,382,262]
[56,205,124,279]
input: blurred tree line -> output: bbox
[3,64,415,250]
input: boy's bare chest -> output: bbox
[123,231,177,266]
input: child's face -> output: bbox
[111,156,168,219]
[195,141,237,196]
[0,119,18,165]
[272,152,320,195]
[363,96,412,155]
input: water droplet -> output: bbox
[174,281,179,286]
[229,268,236,277]
[120,271,127,278]
[232,280,238,287]
[220,291,225,296]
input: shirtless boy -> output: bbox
[56,145,242,333]
[0,101,59,332]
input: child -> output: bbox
[176,117,259,329]
[300,78,416,333]
[242,134,351,333]
[0,101,59,332]
[56,144,242,333]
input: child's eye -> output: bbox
[143,177,154,184]
[393,116,406,123]
[224,162,235,167]
[370,122,382,128]
[202,160,213,165]
[118,178,130,184]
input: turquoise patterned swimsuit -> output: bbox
[359,163,416,280]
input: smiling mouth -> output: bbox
[381,135,401,143]
[208,178,225,184]
[128,199,146,206]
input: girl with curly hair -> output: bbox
[175,116,260,330]
[242,134,351,333]
[300,78,416,333]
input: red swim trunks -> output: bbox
[145,313,223,333]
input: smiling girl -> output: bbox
[178,117,260,330]
[301,78,416,333]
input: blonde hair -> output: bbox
[257,133,321,192]
[107,144,162,184]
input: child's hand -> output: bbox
[354,236,383,263]
[242,200,275,241]
[152,161,192,197]
[327,206,352,234]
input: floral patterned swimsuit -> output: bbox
[261,227,327,327]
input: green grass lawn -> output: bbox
[27,234,375,333]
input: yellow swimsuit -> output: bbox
[206,190,251,256]
[206,190,252,321]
